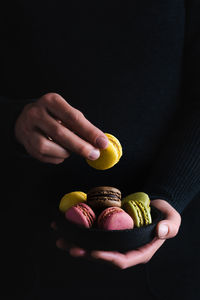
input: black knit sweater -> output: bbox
[1,0,200,214]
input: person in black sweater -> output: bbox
[1,0,200,299]
[15,92,181,267]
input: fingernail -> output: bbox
[158,224,169,238]
[50,222,58,230]
[56,239,65,250]
[91,251,115,260]
[88,149,100,160]
[77,249,86,256]
[96,136,108,149]
[70,248,86,257]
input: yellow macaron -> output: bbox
[86,133,122,170]
[59,191,87,213]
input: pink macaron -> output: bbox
[65,202,96,228]
[98,207,134,230]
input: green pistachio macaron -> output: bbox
[135,200,152,226]
[122,192,152,227]
[123,200,144,227]
[122,192,150,207]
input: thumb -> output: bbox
[151,199,181,240]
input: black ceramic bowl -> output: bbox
[56,206,163,252]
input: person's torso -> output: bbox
[1,0,185,194]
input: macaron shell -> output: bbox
[135,200,152,225]
[98,207,134,230]
[105,133,122,160]
[87,186,121,209]
[59,191,87,213]
[80,203,96,222]
[123,201,144,227]
[65,203,96,228]
[87,186,121,196]
[122,192,150,207]
[86,133,122,170]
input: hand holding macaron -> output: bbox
[90,199,181,269]
[53,199,181,269]
[14,92,109,164]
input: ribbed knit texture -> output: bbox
[0,0,200,214]
[143,109,200,212]
[143,1,200,212]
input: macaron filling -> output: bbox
[88,195,121,202]
[77,205,95,227]
[135,201,152,225]
[108,138,122,160]
[88,191,121,197]
[123,201,143,227]
[132,201,144,226]
[87,187,122,208]
[88,190,121,201]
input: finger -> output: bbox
[69,247,87,257]
[91,238,165,269]
[38,156,65,164]
[27,146,65,164]
[56,239,86,257]
[24,131,69,164]
[36,112,100,160]
[39,93,108,149]
[125,238,165,267]
[56,238,71,251]
[50,222,58,230]
[151,199,181,239]
[29,130,71,159]
[91,250,127,269]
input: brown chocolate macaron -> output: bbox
[87,186,121,211]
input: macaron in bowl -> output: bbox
[87,186,121,210]
[122,192,152,227]
[57,189,163,252]
[98,207,134,230]
[59,191,87,213]
[65,203,96,228]
[57,206,163,252]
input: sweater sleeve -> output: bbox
[142,0,200,214]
